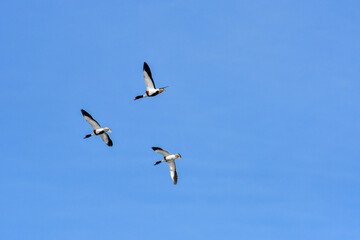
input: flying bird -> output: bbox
[81,109,113,147]
[134,62,167,100]
[152,147,182,184]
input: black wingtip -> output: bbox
[81,109,88,116]
[173,171,178,185]
[143,62,152,76]
[152,147,162,151]
[81,109,92,118]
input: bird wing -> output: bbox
[143,62,156,90]
[81,109,101,130]
[168,160,178,185]
[152,147,171,157]
[100,133,113,147]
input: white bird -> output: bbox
[134,62,167,100]
[81,109,113,147]
[152,147,182,185]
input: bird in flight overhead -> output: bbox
[134,62,168,100]
[152,147,182,184]
[81,109,113,147]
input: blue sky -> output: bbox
[1,0,359,239]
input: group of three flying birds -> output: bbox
[81,62,181,185]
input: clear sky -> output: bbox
[1,0,359,239]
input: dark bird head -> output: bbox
[84,134,92,139]
[134,95,143,101]
[154,161,162,166]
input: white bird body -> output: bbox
[152,147,182,185]
[148,88,158,95]
[94,127,111,135]
[134,62,167,100]
[137,88,156,99]
[147,88,159,96]
[165,154,179,161]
